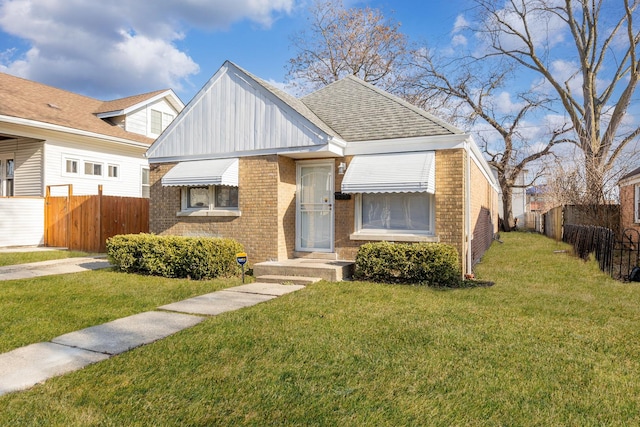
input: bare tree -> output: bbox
[474,0,640,205]
[408,50,571,230]
[286,0,410,95]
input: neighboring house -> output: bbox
[146,61,499,276]
[618,166,640,237]
[0,72,184,246]
[526,185,550,213]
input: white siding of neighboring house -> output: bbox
[147,65,330,161]
[496,170,528,228]
[0,137,44,196]
[0,197,44,246]
[43,137,149,197]
[126,98,179,138]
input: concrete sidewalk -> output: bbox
[0,265,305,395]
[0,256,112,281]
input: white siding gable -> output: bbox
[126,98,180,138]
[147,63,333,162]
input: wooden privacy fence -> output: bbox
[45,184,149,252]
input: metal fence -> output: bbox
[562,224,640,281]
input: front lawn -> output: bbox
[2,232,640,425]
[0,269,241,353]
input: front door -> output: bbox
[296,161,334,252]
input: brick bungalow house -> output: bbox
[145,61,499,276]
[618,166,640,237]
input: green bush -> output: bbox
[106,234,243,279]
[354,241,462,287]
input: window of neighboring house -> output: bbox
[163,112,174,130]
[635,184,640,223]
[150,109,163,134]
[108,164,119,178]
[150,109,174,135]
[0,157,14,197]
[141,167,150,198]
[65,159,79,174]
[181,186,239,211]
[355,192,434,236]
[84,161,102,176]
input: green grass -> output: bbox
[2,232,640,425]
[0,250,89,267]
[0,269,242,353]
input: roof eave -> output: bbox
[0,114,152,148]
[97,90,185,118]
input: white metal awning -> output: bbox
[161,158,239,187]
[341,151,435,194]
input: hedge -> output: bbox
[354,241,462,287]
[106,234,244,280]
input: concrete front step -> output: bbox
[253,259,354,282]
[256,275,322,285]
[292,251,338,260]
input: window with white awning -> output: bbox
[342,152,436,239]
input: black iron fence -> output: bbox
[562,224,640,281]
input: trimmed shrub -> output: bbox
[106,234,243,279]
[354,241,461,287]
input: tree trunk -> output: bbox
[501,185,516,232]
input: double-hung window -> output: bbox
[183,186,238,211]
[0,156,14,197]
[84,161,102,176]
[359,192,434,234]
[635,184,640,223]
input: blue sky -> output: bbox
[0,0,467,103]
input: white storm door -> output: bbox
[296,162,334,252]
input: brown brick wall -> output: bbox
[334,156,360,260]
[470,158,498,265]
[435,149,466,271]
[150,151,495,273]
[620,183,640,237]
[149,155,283,264]
[277,156,296,259]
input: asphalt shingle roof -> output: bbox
[301,75,463,142]
[95,89,169,115]
[0,72,154,145]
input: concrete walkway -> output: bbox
[0,256,112,281]
[0,257,305,396]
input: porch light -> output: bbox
[338,162,346,175]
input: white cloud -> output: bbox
[453,15,469,33]
[0,0,294,98]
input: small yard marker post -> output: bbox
[236,252,247,284]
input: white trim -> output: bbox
[148,142,345,163]
[177,209,241,217]
[635,184,640,223]
[96,90,184,118]
[350,232,440,243]
[0,114,151,149]
[619,174,640,187]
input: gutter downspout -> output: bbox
[464,138,472,277]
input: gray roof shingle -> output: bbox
[301,75,462,142]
